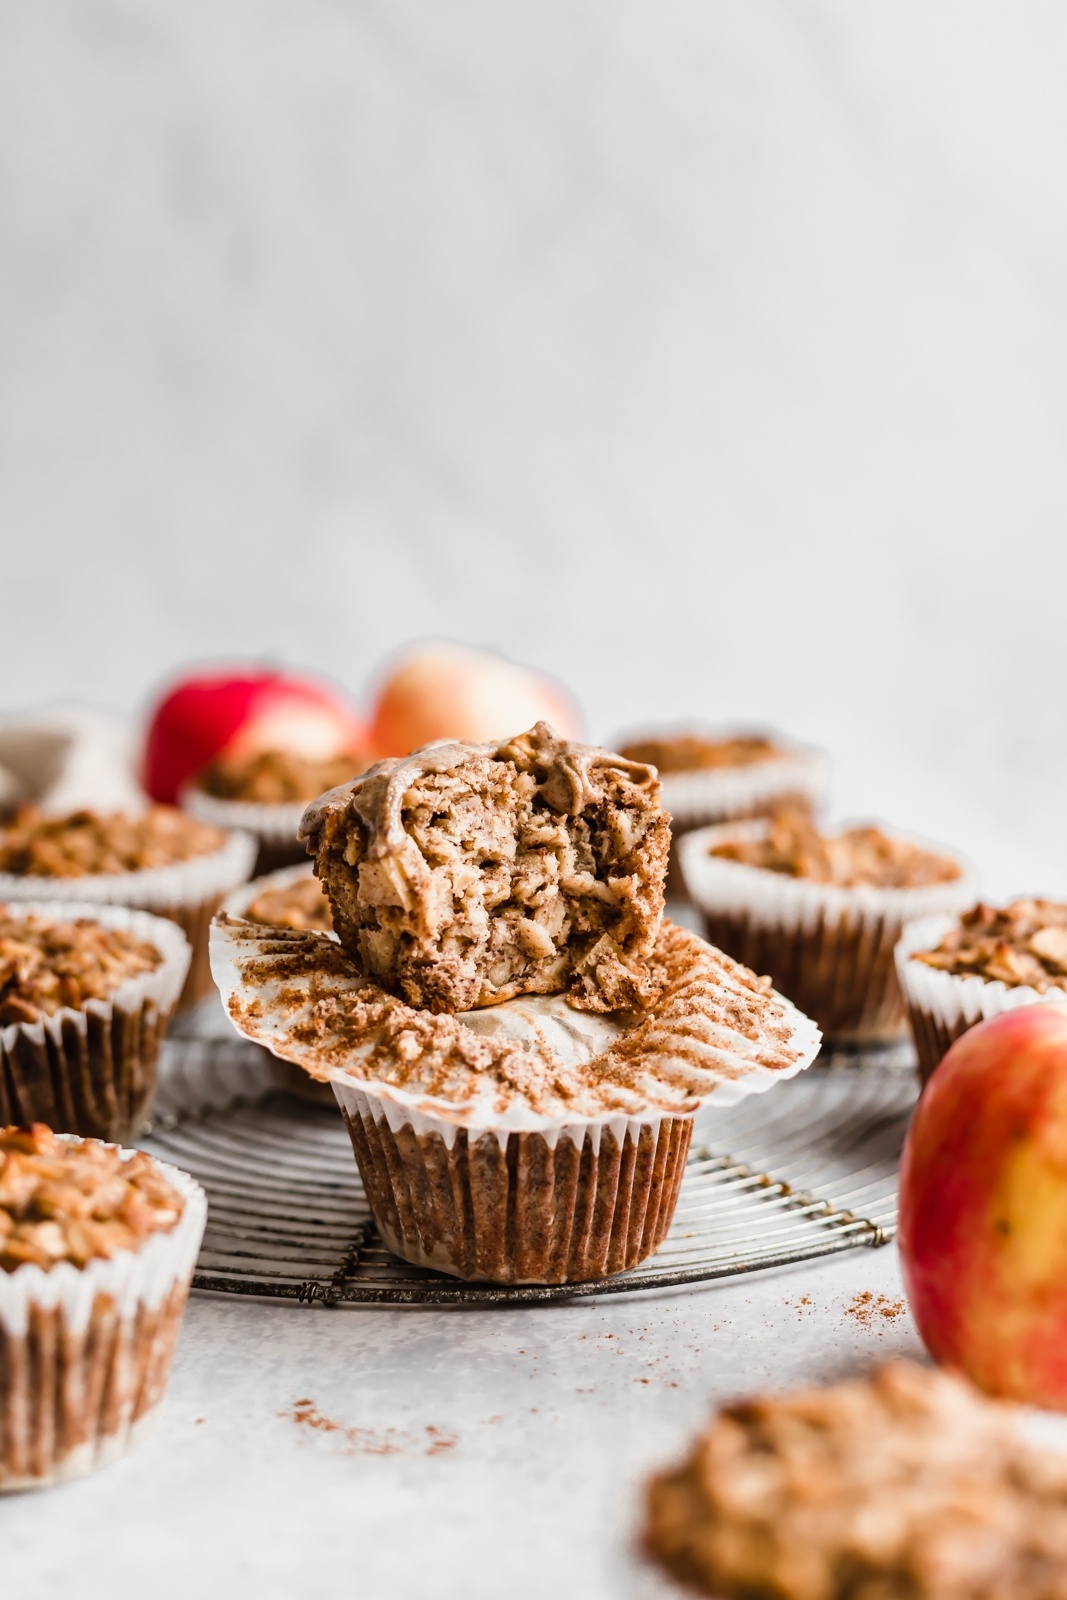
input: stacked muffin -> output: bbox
[212,722,821,1284]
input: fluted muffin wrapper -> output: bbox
[0,1155,206,1491]
[334,1080,692,1284]
[0,830,256,1011]
[679,822,978,1045]
[0,903,191,1141]
[183,787,307,876]
[896,915,1067,1086]
[659,746,829,833]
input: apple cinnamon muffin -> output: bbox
[642,1361,1067,1599]
[0,904,189,1140]
[0,1123,205,1490]
[300,722,670,1015]
[0,806,254,1010]
[680,811,976,1044]
[898,899,1067,1085]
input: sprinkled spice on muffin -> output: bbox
[0,910,163,1025]
[710,809,962,890]
[0,806,226,878]
[0,1122,184,1272]
[195,747,370,806]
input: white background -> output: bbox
[2,1,1066,893]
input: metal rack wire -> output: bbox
[143,1033,916,1306]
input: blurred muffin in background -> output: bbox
[0,805,254,1010]
[143,665,370,874]
[680,809,976,1045]
[368,642,581,756]
[616,729,828,897]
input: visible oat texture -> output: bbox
[916,899,1067,992]
[0,806,226,878]
[0,909,163,1025]
[217,917,812,1119]
[0,1123,184,1272]
[196,747,370,805]
[711,810,961,890]
[244,876,333,934]
[644,1361,1067,1600]
[618,733,781,774]
[299,722,670,1013]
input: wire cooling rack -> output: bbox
[141,1028,917,1306]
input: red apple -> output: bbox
[369,643,581,758]
[899,1002,1067,1407]
[143,668,366,804]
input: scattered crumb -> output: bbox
[194,1417,207,1426]
[845,1292,907,1333]
[281,1399,457,1458]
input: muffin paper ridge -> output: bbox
[0,827,257,913]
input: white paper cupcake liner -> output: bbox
[183,786,307,874]
[0,1154,206,1490]
[0,902,191,1140]
[679,821,978,1044]
[896,914,1067,1085]
[0,830,256,1011]
[658,744,829,833]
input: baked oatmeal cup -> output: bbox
[0,806,255,1011]
[641,1361,1067,1600]
[183,745,372,876]
[211,724,821,1284]
[679,811,976,1045]
[617,731,828,834]
[0,1124,206,1491]
[898,899,1067,1086]
[0,903,190,1140]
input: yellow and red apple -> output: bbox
[369,643,581,758]
[899,1002,1067,1408]
[143,668,366,804]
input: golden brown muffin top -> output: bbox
[195,746,371,805]
[644,1361,1067,1600]
[618,733,781,774]
[0,910,163,1025]
[0,805,226,878]
[0,1123,184,1272]
[243,875,333,934]
[915,899,1067,991]
[710,810,961,890]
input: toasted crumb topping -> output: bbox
[244,876,333,934]
[196,747,370,805]
[618,734,781,774]
[0,805,226,878]
[0,910,163,1025]
[301,722,670,1015]
[711,810,960,890]
[0,1123,184,1272]
[644,1361,1067,1600]
[915,899,1067,991]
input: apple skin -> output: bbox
[899,1002,1067,1407]
[143,668,366,804]
[369,643,582,758]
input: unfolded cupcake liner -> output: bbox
[658,744,829,834]
[0,830,256,1012]
[336,1081,692,1284]
[679,822,978,1046]
[0,902,191,1141]
[896,914,1067,1086]
[183,786,307,876]
[0,1155,206,1491]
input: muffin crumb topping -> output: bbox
[0,1123,184,1272]
[244,875,333,934]
[0,806,226,878]
[619,734,781,774]
[0,909,163,1025]
[915,899,1067,991]
[711,810,961,890]
[645,1361,1067,1599]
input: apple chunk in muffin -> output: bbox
[299,722,670,1014]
